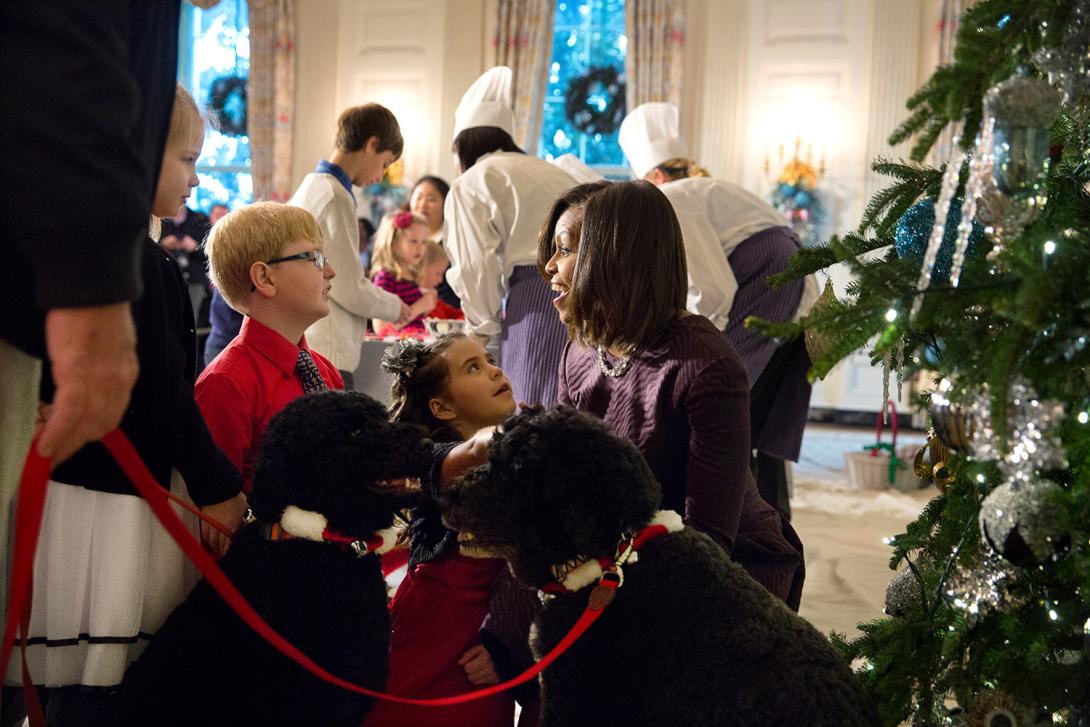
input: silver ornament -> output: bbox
[884,565,922,616]
[966,376,1065,482]
[1002,378,1067,481]
[979,478,1071,566]
[983,76,1058,202]
[944,549,1022,623]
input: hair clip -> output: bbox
[381,338,426,376]
[394,211,415,230]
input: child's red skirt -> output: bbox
[361,551,514,727]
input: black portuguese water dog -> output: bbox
[119,391,430,726]
[440,406,878,727]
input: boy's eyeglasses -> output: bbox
[266,251,327,271]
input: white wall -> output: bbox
[292,0,487,190]
[292,0,341,191]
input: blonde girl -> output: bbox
[369,210,436,334]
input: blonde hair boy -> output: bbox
[205,201,325,311]
[197,200,342,492]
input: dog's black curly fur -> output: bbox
[441,406,878,726]
[118,391,429,727]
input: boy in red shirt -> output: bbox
[196,202,342,491]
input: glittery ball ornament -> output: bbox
[979,479,1071,567]
[883,565,922,616]
[895,198,983,282]
[944,550,1022,625]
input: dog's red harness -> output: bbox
[2,430,654,718]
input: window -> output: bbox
[178,1,252,211]
[538,0,627,170]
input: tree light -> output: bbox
[885,308,898,322]
[1043,240,1057,255]
[1078,411,1089,425]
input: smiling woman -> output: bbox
[538,180,807,610]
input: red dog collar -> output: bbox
[541,510,684,596]
[256,505,400,558]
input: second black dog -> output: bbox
[441,406,878,727]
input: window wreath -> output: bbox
[207,74,248,138]
[564,66,626,137]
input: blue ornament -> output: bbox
[923,339,945,368]
[894,197,984,281]
[793,190,811,207]
[779,183,796,197]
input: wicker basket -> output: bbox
[845,450,924,491]
[844,400,926,491]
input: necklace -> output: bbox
[596,345,634,378]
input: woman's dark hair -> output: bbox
[382,334,468,441]
[411,175,451,200]
[537,180,687,352]
[453,127,523,173]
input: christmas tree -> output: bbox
[749,1,1090,724]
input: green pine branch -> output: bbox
[756,1,1090,720]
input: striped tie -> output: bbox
[295,349,327,394]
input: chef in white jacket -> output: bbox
[619,102,821,520]
[443,66,577,406]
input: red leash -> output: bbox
[1,431,617,707]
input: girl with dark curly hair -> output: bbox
[362,335,540,727]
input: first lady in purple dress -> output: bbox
[539,180,805,609]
